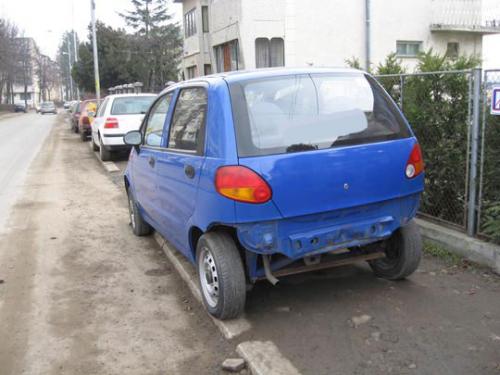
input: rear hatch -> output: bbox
[229,72,416,218]
[108,95,156,133]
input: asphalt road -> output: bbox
[0,112,54,233]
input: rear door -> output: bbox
[230,73,415,218]
[132,93,173,227]
[155,85,208,253]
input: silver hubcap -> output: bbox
[199,247,219,307]
[128,197,136,229]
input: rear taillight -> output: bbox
[104,117,119,129]
[215,166,272,204]
[82,116,90,125]
[405,143,424,178]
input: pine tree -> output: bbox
[119,0,171,38]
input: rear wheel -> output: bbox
[92,136,99,151]
[127,190,152,236]
[80,130,88,142]
[369,220,422,280]
[99,136,112,161]
[196,232,246,320]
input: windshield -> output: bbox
[42,102,54,107]
[111,96,156,115]
[229,73,410,157]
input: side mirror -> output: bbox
[124,130,143,148]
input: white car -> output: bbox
[91,93,157,161]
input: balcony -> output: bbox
[430,0,500,34]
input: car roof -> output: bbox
[160,67,366,94]
[105,93,156,100]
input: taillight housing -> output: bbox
[104,117,119,129]
[215,166,272,204]
[405,143,424,178]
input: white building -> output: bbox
[175,0,500,78]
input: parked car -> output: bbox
[14,102,27,113]
[40,101,57,115]
[63,101,72,110]
[69,101,81,132]
[91,93,156,161]
[123,68,425,320]
[78,100,98,141]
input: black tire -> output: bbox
[369,220,422,280]
[80,130,88,142]
[92,136,99,151]
[73,123,79,133]
[196,232,246,320]
[99,136,112,161]
[127,190,152,236]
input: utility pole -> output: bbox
[72,0,80,100]
[90,0,101,102]
[66,42,74,100]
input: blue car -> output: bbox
[123,68,425,320]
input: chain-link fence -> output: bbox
[477,69,500,243]
[375,70,474,231]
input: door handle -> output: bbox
[148,157,155,168]
[184,164,195,179]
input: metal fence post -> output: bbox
[467,68,482,236]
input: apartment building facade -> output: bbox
[175,0,500,78]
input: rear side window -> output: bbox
[229,74,410,157]
[168,87,207,153]
[143,93,173,147]
[97,98,109,117]
[111,96,156,115]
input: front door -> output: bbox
[133,93,173,228]
[155,86,208,255]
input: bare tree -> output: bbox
[0,19,19,104]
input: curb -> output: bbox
[417,218,500,274]
[237,341,301,375]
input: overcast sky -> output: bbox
[0,0,498,68]
[0,0,183,58]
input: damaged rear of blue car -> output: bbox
[124,68,425,320]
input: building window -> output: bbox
[396,41,422,57]
[255,37,285,68]
[214,40,240,73]
[202,6,209,33]
[19,93,31,100]
[446,42,459,59]
[184,8,197,38]
[186,66,197,79]
[204,64,212,75]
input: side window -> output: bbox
[97,98,108,117]
[168,87,207,153]
[144,93,173,147]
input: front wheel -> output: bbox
[196,232,246,320]
[368,220,422,280]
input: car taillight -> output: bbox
[215,166,272,204]
[405,143,424,178]
[104,117,119,129]
[82,116,90,125]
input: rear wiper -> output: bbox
[286,143,318,153]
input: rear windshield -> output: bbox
[111,96,156,115]
[42,102,54,107]
[229,73,410,157]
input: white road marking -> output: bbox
[237,341,301,375]
[153,232,252,340]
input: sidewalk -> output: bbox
[0,116,233,375]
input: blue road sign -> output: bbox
[492,86,500,115]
